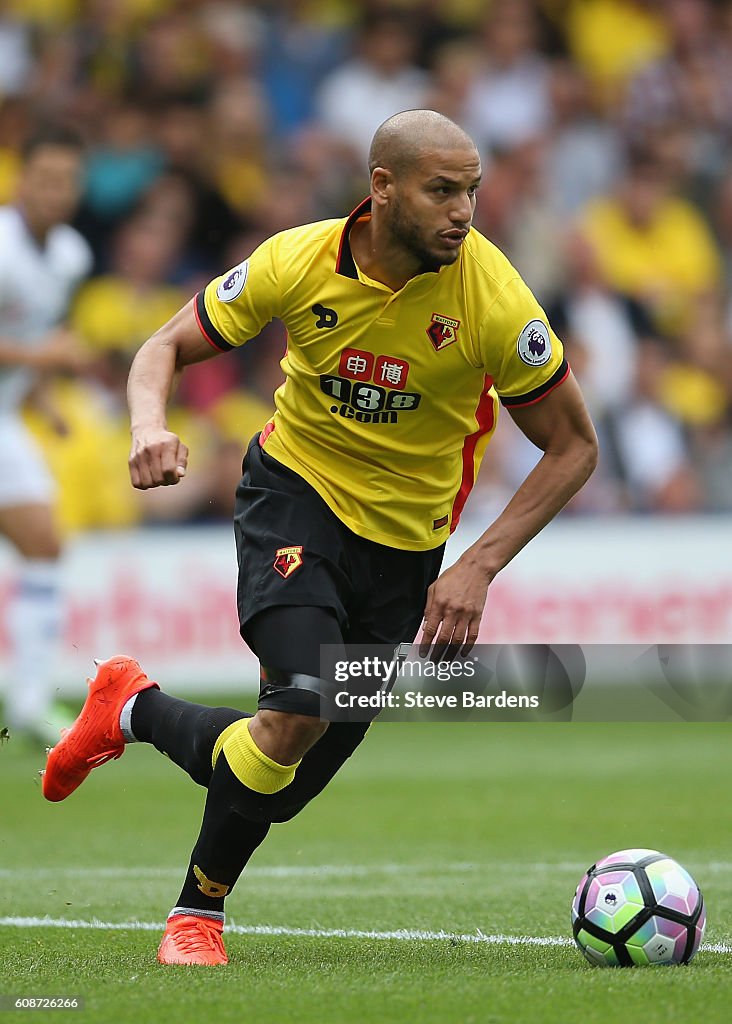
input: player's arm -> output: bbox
[420,373,598,658]
[129,238,283,489]
[127,298,218,489]
[0,328,89,372]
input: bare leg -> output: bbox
[0,503,61,559]
[0,504,63,736]
[248,709,328,763]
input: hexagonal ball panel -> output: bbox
[645,859,700,917]
[584,870,645,934]
[575,929,620,967]
[626,916,688,965]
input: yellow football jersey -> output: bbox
[196,199,567,550]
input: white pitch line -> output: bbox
[0,863,480,881]
[0,916,729,955]
[0,860,726,880]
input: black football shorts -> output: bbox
[233,434,444,646]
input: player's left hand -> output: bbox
[418,558,491,661]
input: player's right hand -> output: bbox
[128,428,189,489]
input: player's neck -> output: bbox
[350,219,424,292]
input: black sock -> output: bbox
[174,755,270,916]
[171,723,372,917]
[130,689,248,787]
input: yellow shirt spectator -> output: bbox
[566,0,669,104]
[24,380,214,532]
[579,193,722,335]
[0,148,21,206]
[7,0,173,28]
[72,276,187,354]
[24,379,140,532]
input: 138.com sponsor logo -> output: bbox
[320,347,421,425]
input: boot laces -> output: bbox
[86,747,123,768]
[173,918,222,954]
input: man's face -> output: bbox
[385,147,481,273]
[622,165,669,228]
[19,145,85,231]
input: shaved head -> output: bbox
[368,110,476,176]
[355,108,481,281]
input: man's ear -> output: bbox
[371,166,394,207]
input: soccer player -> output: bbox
[0,128,92,742]
[42,111,598,965]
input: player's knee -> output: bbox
[215,719,370,824]
[210,722,306,824]
[214,714,326,797]
[41,540,61,560]
[252,709,328,764]
[19,535,61,560]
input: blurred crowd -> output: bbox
[3,0,732,529]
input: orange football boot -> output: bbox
[42,655,158,802]
[157,914,228,966]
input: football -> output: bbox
[571,848,706,966]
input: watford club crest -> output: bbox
[273,545,303,579]
[427,313,460,351]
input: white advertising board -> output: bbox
[1,519,730,693]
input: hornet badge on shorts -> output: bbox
[273,545,304,579]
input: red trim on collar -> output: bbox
[335,196,371,278]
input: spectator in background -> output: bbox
[545,230,647,422]
[316,7,428,165]
[129,7,213,104]
[80,101,164,254]
[72,208,187,352]
[711,171,732,345]
[198,0,264,83]
[0,98,28,205]
[0,128,92,742]
[623,0,732,183]
[261,0,350,139]
[603,339,703,513]
[424,38,483,127]
[463,0,551,155]
[473,138,566,303]
[207,78,272,221]
[545,60,623,217]
[577,144,723,340]
[24,355,143,533]
[154,103,246,272]
[3,0,78,30]
[0,7,32,96]
[564,0,669,109]
[25,205,189,534]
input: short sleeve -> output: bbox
[194,234,282,352]
[479,276,569,408]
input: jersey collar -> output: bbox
[336,196,371,279]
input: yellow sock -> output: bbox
[216,718,300,794]
[212,720,242,769]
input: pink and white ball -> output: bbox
[571,849,706,966]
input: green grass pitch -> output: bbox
[1,714,731,1023]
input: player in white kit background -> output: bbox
[0,128,92,742]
